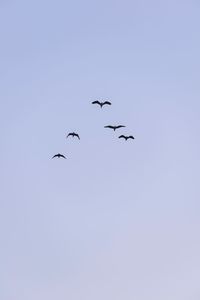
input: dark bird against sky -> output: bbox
[119,135,135,141]
[52,153,66,159]
[67,132,80,139]
[104,125,126,131]
[92,101,112,108]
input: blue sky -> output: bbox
[1,0,200,299]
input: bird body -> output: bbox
[52,153,66,159]
[92,101,112,108]
[104,125,126,131]
[67,132,80,139]
[119,135,135,141]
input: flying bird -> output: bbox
[92,101,112,108]
[67,132,80,140]
[52,153,66,159]
[119,135,135,141]
[104,125,126,131]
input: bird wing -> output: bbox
[60,154,66,159]
[128,136,135,139]
[67,133,72,138]
[103,101,112,105]
[75,133,80,139]
[92,101,101,105]
[119,135,126,139]
[104,125,114,129]
[52,154,58,159]
[116,125,126,129]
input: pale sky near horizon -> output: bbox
[1,0,200,299]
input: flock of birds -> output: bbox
[52,100,135,159]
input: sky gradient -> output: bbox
[1,0,200,299]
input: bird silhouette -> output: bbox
[119,135,135,141]
[67,132,80,139]
[104,125,126,131]
[92,101,112,108]
[52,153,66,159]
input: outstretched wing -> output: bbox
[67,133,73,138]
[104,125,114,129]
[116,125,126,129]
[103,101,112,106]
[52,154,66,159]
[119,135,126,139]
[74,133,80,139]
[92,101,101,105]
[128,136,135,140]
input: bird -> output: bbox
[104,125,126,131]
[92,101,112,108]
[67,132,80,140]
[52,153,66,159]
[119,135,135,141]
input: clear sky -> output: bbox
[1,0,200,299]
